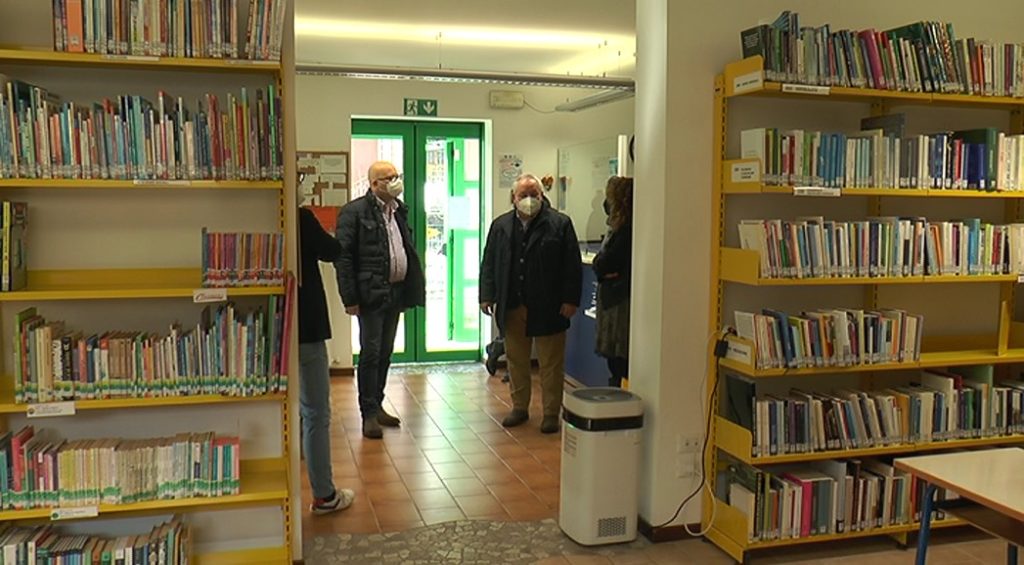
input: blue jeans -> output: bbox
[299,341,335,500]
[356,299,403,419]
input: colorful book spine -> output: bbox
[201,230,285,287]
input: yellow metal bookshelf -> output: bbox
[0,29,299,562]
[705,55,1024,564]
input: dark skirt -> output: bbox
[595,293,630,359]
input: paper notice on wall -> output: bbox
[499,154,523,189]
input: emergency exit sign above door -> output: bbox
[404,98,438,116]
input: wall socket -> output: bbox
[676,456,696,478]
[676,435,702,453]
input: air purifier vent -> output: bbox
[597,516,627,538]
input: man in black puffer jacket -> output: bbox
[480,174,582,434]
[335,161,425,439]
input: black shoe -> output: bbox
[377,410,401,427]
[485,354,499,376]
[540,415,560,434]
[501,373,510,383]
[502,409,529,428]
[362,417,383,439]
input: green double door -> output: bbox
[350,119,484,363]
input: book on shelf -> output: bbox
[13,285,293,404]
[737,216,1024,280]
[733,308,923,370]
[718,452,960,542]
[724,365,1024,458]
[201,229,284,287]
[740,126,1024,191]
[0,516,191,564]
[0,76,283,181]
[0,201,27,292]
[52,0,287,61]
[740,12,1024,97]
[0,427,239,511]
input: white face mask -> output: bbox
[383,178,404,198]
[516,196,541,217]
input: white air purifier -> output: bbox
[559,387,644,545]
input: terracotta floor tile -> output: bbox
[305,512,379,535]
[441,428,479,441]
[449,439,492,455]
[389,456,434,474]
[423,448,464,464]
[354,452,392,469]
[490,443,532,459]
[400,471,446,491]
[488,481,536,503]
[504,456,549,475]
[371,500,421,525]
[432,461,477,479]
[410,488,458,510]
[364,481,412,504]
[533,486,562,509]
[443,477,490,496]
[477,430,517,446]
[518,470,561,489]
[502,498,553,521]
[474,466,521,486]
[461,452,507,469]
[455,493,506,518]
[360,466,402,484]
[419,507,466,525]
[377,519,425,533]
[382,442,422,458]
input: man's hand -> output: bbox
[560,304,578,318]
[345,305,360,317]
[480,302,494,316]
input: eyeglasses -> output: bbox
[376,173,403,183]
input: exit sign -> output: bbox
[404,98,438,116]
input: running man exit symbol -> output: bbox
[403,98,438,116]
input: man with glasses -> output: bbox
[335,161,426,439]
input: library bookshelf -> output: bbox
[0,5,300,562]
[705,55,1024,564]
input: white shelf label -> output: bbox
[27,401,76,418]
[732,71,764,94]
[730,161,761,183]
[782,83,831,95]
[51,506,98,520]
[132,179,191,186]
[1017,273,1024,284]
[101,54,160,62]
[794,186,841,197]
[193,288,228,303]
[725,340,753,366]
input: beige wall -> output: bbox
[295,75,635,367]
[632,0,1024,529]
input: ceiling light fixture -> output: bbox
[296,63,636,91]
[553,89,635,112]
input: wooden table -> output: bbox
[895,448,1024,565]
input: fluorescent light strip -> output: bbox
[296,63,636,91]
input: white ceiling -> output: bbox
[296,0,636,79]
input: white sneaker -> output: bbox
[310,488,355,516]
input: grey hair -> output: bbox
[513,173,543,192]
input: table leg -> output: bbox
[916,483,937,565]
[1009,543,1018,565]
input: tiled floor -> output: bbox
[300,363,562,540]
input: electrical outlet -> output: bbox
[676,457,696,478]
[677,435,702,453]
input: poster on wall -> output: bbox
[498,154,523,188]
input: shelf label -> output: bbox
[27,401,76,418]
[1017,274,1024,284]
[725,339,753,366]
[794,186,841,197]
[732,71,763,95]
[782,83,831,95]
[132,179,191,186]
[227,59,278,66]
[51,506,98,520]
[730,161,761,184]
[101,54,160,62]
[193,288,228,303]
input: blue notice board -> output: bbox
[565,244,611,387]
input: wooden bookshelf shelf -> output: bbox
[194,547,290,565]
[716,416,1024,466]
[0,47,281,73]
[0,457,287,522]
[0,385,286,414]
[720,348,1024,377]
[0,268,284,301]
[0,179,283,190]
[722,56,1024,108]
[723,159,1024,198]
[720,248,1018,286]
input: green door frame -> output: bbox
[351,119,484,364]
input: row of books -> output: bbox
[0,79,283,181]
[720,454,958,542]
[740,125,1024,191]
[53,0,286,61]
[736,217,1024,279]
[733,308,924,370]
[201,230,284,287]
[741,12,1024,97]
[0,427,239,510]
[726,366,1019,458]
[13,288,294,404]
[0,517,190,564]
[0,201,27,292]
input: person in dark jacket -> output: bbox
[593,176,633,388]
[335,161,426,439]
[480,173,583,434]
[298,205,355,515]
